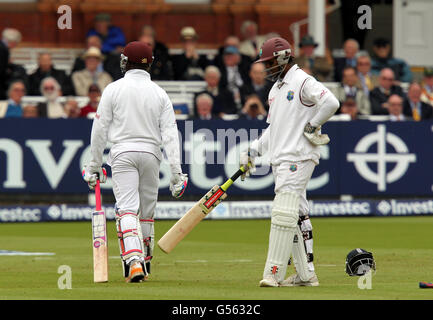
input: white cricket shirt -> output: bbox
[251,64,339,166]
[89,69,181,174]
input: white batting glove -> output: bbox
[239,149,256,181]
[303,122,330,146]
[169,173,188,198]
[82,165,107,190]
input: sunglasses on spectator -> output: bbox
[381,77,394,81]
[44,86,55,90]
[358,62,370,66]
[13,88,26,92]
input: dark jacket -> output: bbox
[194,88,237,116]
[239,81,273,110]
[403,100,433,120]
[369,85,406,115]
[28,67,75,96]
[0,41,10,99]
[333,57,357,82]
[171,53,210,81]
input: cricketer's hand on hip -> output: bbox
[169,173,188,198]
[82,165,107,190]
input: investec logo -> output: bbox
[347,125,416,191]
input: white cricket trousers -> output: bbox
[272,160,316,216]
[111,151,160,220]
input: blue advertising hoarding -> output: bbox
[0,118,432,196]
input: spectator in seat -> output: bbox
[140,25,171,80]
[171,26,210,80]
[403,82,433,121]
[72,47,112,96]
[294,35,333,82]
[239,62,272,109]
[80,84,101,118]
[333,38,359,82]
[239,94,267,121]
[86,13,126,54]
[0,80,26,118]
[371,37,413,83]
[331,66,371,115]
[356,53,378,97]
[37,77,66,118]
[64,99,81,119]
[72,35,122,81]
[193,93,218,120]
[213,35,252,74]
[387,94,411,121]
[6,58,29,93]
[239,20,266,60]
[219,45,251,113]
[340,97,361,120]
[139,27,173,80]
[22,104,39,118]
[194,65,236,116]
[421,67,433,107]
[0,28,22,100]
[29,52,74,96]
[369,68,405,115]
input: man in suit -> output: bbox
[331,66,371,115]
[171,26,210,80]
[403,82,433,121]
[294,35,333,82]
[239,21,267,60]
[356,53,378,97]
[29,52,75,96]
[192,93,220,120]
[333,38,359,82]
[239,62,272,109]
[218,45,251,113]
[193,65,236,116]
[213,35,252,74]
[369,68,406,115]
[0,28,22,100]
[387,94,412,121]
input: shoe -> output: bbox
[125,260,145,283]
[259,277,280,287]
[280,273,319,287]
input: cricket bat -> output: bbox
[157,165,249,254]
[92,179,108,282]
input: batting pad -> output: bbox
[263,224,296,283]
[271,192,300,228]
[292,227,315,282]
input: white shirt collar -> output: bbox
[124,69,151,79]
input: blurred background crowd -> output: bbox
[0,10,432,123]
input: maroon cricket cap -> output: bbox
[122,41,153,65]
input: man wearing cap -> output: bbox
[82,41,188,283]
[421,67,433,107]
[219,45,251,113]
[87,13,126,54]
[171,26,210,80]
[71,46,113,96]
[293,35,333,82]
[371,37,413,83]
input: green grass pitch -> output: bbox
[1,216,433,300]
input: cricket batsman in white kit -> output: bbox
[240,37,339,287]
[82,41,188,283]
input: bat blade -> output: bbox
[157,185,227,254]
[92,210,108,282]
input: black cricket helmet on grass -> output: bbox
[120,41,154,73]
[255,37,293,82]
[345,248,376,276]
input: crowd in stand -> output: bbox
[0,13,432,122]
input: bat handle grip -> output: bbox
[95,180,102,211]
